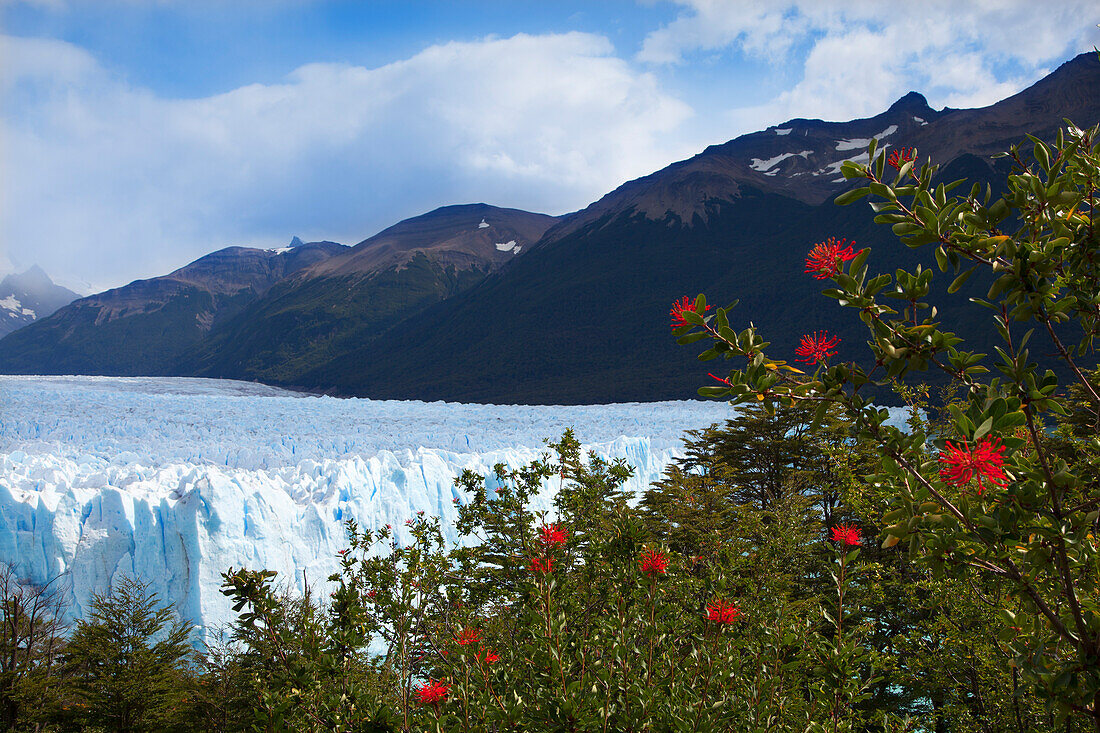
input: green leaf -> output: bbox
[948,266,977,294]
[834,187,870,206]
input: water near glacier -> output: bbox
[0,375,734,636]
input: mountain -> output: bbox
[0,241,347,375]
[1,53,1097,400]
[302,52,1100,403]
[180,203,558,384]
[0,266,79,338]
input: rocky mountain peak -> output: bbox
[304,203,559,278]
[887,91,933,116]
[3,264,54,293]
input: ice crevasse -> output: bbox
[0,376,735,636]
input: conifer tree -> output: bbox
[62,576,196,733]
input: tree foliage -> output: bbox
[684,119,1100,729]
[62,576,197,732]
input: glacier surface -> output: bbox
[0,376,734,636]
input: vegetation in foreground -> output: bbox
[0,122,1098,732]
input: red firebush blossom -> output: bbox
[416,679,450,705]
[639,548,669,576]
[706,599,741,625]
[938,436,1008,495]
[831,524,862,546]
[887,147,917,170]
[708,372,732,386]
[539,523,568,548]
[794,331,841,364]
[530,557,554,575]
[670,296,712,328]
[456,627,481,646]
[478,648,500,664]
[804,237,860,279]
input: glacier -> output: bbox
[0,375,735,637]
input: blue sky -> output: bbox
[1,1,1097,292]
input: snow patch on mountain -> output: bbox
[834,125,898,152]
[0,296,33,317]
[495,240,519,253]
[750,150,813,173]
[774,128,792,136]
[816,150,876,179]
[478,219,490,228]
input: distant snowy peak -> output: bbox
[0,266,78,338]
[269,236,314,254]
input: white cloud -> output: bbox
[1,32,695,291]
[642,1,1099,122]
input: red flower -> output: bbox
[794,331,840,364]
[530,557,554,575]
[478,647,500,664]
[456,627,481,646]
[539,523,568,548]
[366,589,376,599]
[887,147,917,170]
[831,524,862,546]
[415,679,450,705]
[639,548,669,576]
[938,436,1008,495]
[706,599,741,625]
[670,295,712,328]
[708,372,732,386]
[804,237,860,279]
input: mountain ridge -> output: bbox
[0,241,348,375]
[1,52,1097,402]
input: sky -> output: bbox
[1,1,1097,294]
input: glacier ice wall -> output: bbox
[0,376,734,636]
